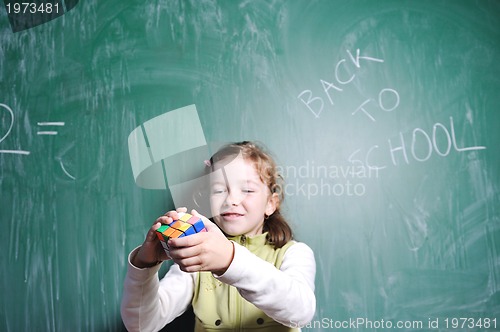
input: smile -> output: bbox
[220,212,244,220]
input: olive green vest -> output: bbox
[192,233,298,332]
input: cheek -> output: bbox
[210,194,225,210]
[245,195,268,211]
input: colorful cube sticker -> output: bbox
[155,213,206,254]
[186,215,206,233]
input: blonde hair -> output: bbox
[207,141,293,248]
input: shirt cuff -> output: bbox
[126,246,163,282]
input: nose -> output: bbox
[224,190,244,206]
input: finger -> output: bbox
[155,215,173,225]
[176,207,188,213]
[175,257,204,273]
[168,232,203,249]
[178,262,203,273]
[191,209,209,223]
[145,222,162,242]
[164,210,180,220]
[168,245,200,260]
[191,209,218,231]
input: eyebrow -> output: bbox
[243,179,262,186]
[210,179,262,187]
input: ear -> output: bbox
[265,192,279,217]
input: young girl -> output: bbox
[121,141,316,331]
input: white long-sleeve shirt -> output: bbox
[121,237,316,332]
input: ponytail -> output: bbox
[263,211,293,248]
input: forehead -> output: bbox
[210,156,262,184]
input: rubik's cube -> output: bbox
[155,213,206,253]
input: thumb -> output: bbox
[191,209,218,232]
[146,222,162,242]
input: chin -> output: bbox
[221,224,251,237]
[220,227,241,237]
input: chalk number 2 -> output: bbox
[0,103,30,155]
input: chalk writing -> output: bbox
[37,122,65,135]
[58,157,76,180]
[298,48,393,120]
[0,102,75,179]
[0,103,30,155]
[352,88,400,122]
[297,49,486,170]
[348,116,486,169]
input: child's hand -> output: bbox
[167,209,235,275]
[131,207,188,268]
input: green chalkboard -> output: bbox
[1,1,499,331]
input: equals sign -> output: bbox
[37,122,65,135]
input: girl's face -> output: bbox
[209,155,277,237]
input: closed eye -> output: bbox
[212,188,227,194]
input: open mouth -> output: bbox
[220,212,244,219]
